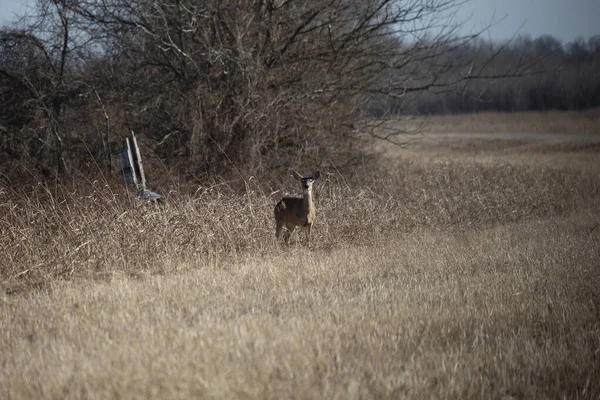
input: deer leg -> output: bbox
[284,224,295,244]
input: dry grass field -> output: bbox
[1,111,600,399]
[396,108,600,135]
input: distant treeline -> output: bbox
[371,35,600,116]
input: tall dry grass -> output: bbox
[1,121,600,398]
[1,213,599,399]
[2,157,597,293]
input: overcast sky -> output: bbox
[456,0,600,42]
[1,0,599,43]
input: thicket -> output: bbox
[0,0,595,182]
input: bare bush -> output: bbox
[1,0,532,179]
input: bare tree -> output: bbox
[0,0,114,176]
[0,0,558,179]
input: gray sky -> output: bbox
[0,0,26,25]
[456,0,600,42]
[1,0,599,43]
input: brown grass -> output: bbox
[2,111,600,399]
[395,108,600,135]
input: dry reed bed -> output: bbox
[1,213,599,398]
[1,158,598,294]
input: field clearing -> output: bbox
[392,108,600,135]
[372,116,600,172]
[2,112,600,398]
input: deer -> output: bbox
[274,170,321,244]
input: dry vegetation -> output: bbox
[395,108,600,135]
[2,113,600,399]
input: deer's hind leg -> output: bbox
[275,218,284,240]
[283,223,296,244]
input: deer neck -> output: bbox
[303,188,315,216]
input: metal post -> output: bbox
[129,131,146,192]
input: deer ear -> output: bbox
[292,170,302,180]
[313,171,320,180]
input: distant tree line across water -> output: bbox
[0,0,598,180]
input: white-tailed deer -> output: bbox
[274,170,321,244]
